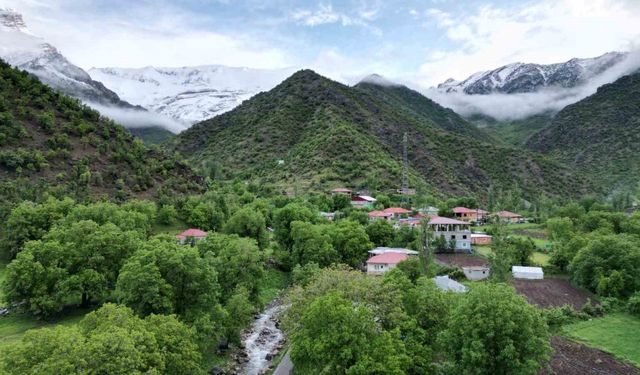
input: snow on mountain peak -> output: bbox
[359,73,400,87]
[0,8,32,34]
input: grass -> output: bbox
[563,313,640,366]
[258,267,290,306]
[473,245,549,266]
[0,308,92,350]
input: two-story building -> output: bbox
[452,207,489,223]
[427,216,472,252]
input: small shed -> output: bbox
[434,275,468,293]
[512,266,544,280]
[463,266,490,281]
[471,233,492,245]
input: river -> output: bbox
[241,302,286,375]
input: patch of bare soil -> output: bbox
[541,336,640,375]
[435,254,488,267]
[512,278,595,309]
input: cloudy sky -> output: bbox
[4,0,640,86]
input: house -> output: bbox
[434,275,468,293]
[351,195,377,209]
[330,188,352,196]
[383,207,412,218]
[320,212,336,221]
[394,217,421,229]
[495,210,524,224]
[176,229,208,245]
[452,207,489,223]
[463,266,490,280]
[366,253,409,275]
[512,266,544,280]
[427,216,472,252]
[471,233,493,245]
[368,247,419,256]
[368,210,394,221]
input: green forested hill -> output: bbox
[169,70,586,199]
[526,72,640,194]
[0,60,203,215]
[469,113,554,147]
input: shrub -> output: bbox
[628,293,640,316]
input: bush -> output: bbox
[544,305,578,328]
[628,293,640,316]
[580,298,604,317]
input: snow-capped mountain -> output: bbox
[89,65,298,124]
[0,8,136,108]
[437,52,628,94]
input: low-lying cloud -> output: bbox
[86,103,188,134]
[424,50,640,121]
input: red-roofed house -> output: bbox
[176,229,208,245]
[351,195,377,209]
[366,252,409,275]
[427,216,471,251]
[495,210,524,224]
[383,207,412,218]
[452,207,489,222]
[368,210,394,221]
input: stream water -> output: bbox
[241,303,285,375]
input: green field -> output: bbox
[258,268,290,306]
[563,313,640,366]
[473,245,550,266]
[0,308,92,350]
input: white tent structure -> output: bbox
[434,276,468,293]
[512,266,544,280]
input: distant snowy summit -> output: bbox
[437,52,628,94]
[89,65,298,124]
[0,8,136,108]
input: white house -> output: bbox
[366,253,408,275]
[462,266,490,281]
[434,275,468,293]
[427,216,472,251]
[512,266,544,280]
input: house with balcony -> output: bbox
[452,207,489,223]
[427,216,472,252]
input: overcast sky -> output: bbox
[4,0,640,86]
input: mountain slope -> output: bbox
[526,72,640,193]
[437,52,627,94]
[169,70,586,199]
[0,59,203,207]
[89,65,297,124]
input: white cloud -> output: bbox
[414,0,640,86]
[291,3,357,26]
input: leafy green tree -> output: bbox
[197,233,264,302]
[157,204,178,225]
[546,217,574,243]
[549,235,587,271]
[2,221,142,316]
[326,220,373,267]
[332,193,351,211]
[488,223,514,282]
[223,206,269,250]
[273,203,316,250]
[0,304,203,375]
[116,237,221,319]
[290,221,337,267]
[223,287,255,345]
[570,234,640,297]
[439,284,551,375]
[290,292,408,375]
[366,219,395,247]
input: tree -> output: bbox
[327,220,373,267]
[332,193,351,211]
[273,203,316,251]
[2,221,142,316]
[546,217,574,243]
[224,207,269,250]
[157,204,178,225]
[290,292,408,375]
[569,234,640,297]
[223,287,255,345]
[197,233,264,302]
[116,237,221,319]
[0,304,203,375]
[549,235,587,271]
[439,284,551,375]
[366,219,394,247]
[290,221,337,267]
[488,222,514,282]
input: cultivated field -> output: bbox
[544,336,640,375]
[435,253,488,267]
[512,278,595,309]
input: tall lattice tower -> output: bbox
[402,132,408,197]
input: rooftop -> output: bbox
[369,247,419,255]
[496,210,523,218]
[176,228,208,239]
[383,207,412,214]
[428,216,469,225]
[366,252,409,265]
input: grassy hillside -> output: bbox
[527,72,640,194]
[170,70,586,199]
[469,113,554,147]
[0,60,203,217]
